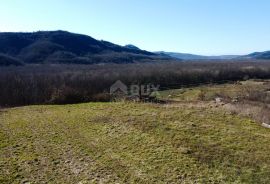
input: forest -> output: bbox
[1,61,270,107]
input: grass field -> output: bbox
[1,101,270,183]
[158,80,270,102]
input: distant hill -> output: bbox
[156,51,240,60]
[124,44,141,50]
[0,31,171,65]
[240,51,270,60]
[2,30,268,66]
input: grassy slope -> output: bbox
[1,102,270,183]
[158,80,270,102]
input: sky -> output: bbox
[0,0,270,55]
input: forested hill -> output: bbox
[0,30,171,66]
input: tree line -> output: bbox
[1,61,270,107]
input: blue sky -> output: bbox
[1,0,270,55]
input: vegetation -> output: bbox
[0,31,170,65]
[159,79,270,125]
[0,54,24,66]
[1,101,270,183]
[1,61,270,106]
[159,80,270,101]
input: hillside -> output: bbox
[0,54,23,66]
[1,99,270,183]
[156,51,240,60]
[0,31,170,65]
[241,51,270,59]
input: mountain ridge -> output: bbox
[0,30,170,66]
[1,30,270,66]
[156,51,240,60]
[158,51,270,60]
[240,51,270,60]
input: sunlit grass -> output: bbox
[1,101,270,183]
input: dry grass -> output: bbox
[1,102,270,183]
[223,101,270,125]
[1,80,270,183]
[159,80,270,125]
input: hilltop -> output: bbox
[240,51,270,60]
[0,31,171,66]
